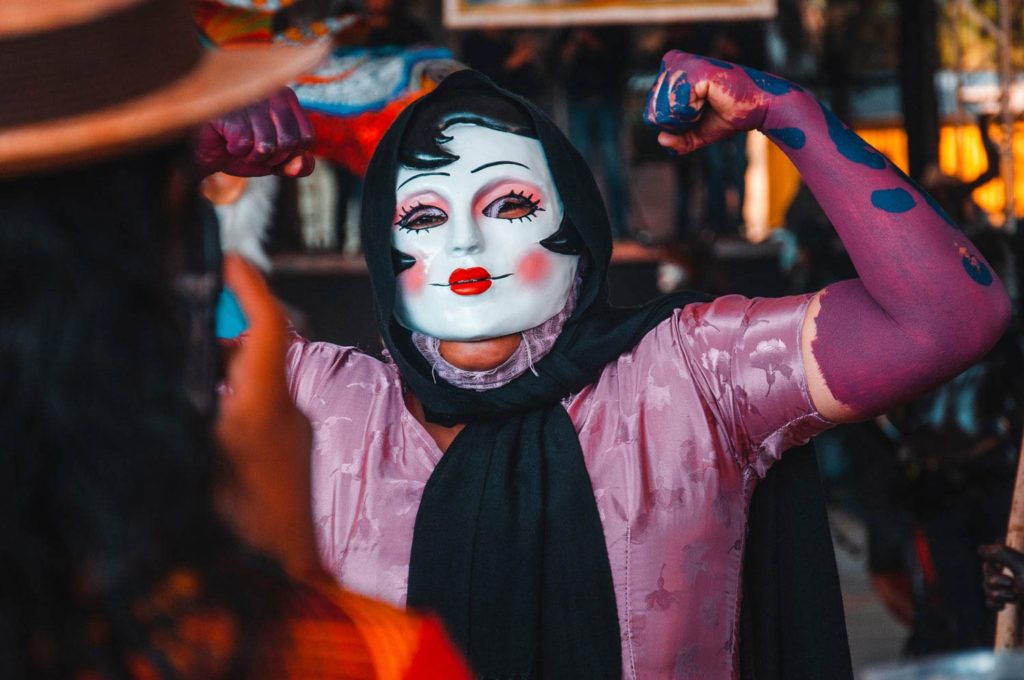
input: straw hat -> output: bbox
[0,0,329,177]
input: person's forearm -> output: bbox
[764,88,1011,415]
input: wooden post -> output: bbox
[997,0,1016,233]
[954,0,1016,233]
[995,429,1024,650]
[993,0,1019,646]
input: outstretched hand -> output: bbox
[979,544,1024,611]
[215,255,319,576]
[644,50,799,156]
[194,87,315,178]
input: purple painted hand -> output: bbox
[194,87,315,178]
[644,50,799,155]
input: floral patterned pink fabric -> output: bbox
[287,293,832,679]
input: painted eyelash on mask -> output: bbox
[395,202,448,233]
[394,202,418,226]
[484,190,546,222]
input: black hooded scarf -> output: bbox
[361,70,851,680]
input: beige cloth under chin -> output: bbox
[411,275,581,391]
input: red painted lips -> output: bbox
[448,267,493,295]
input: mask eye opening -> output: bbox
[482,190,544,222]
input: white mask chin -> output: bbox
[392,124,580,341]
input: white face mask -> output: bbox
[392,124,579,341]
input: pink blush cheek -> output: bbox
[515,250,553,285]
[399,259,427,296]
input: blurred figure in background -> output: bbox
[461,29,550,109]
[820,0,862,122]
[335,0,432,47]
[920,114,1002,234]
[635,24,710,244]
[557,26,633,239]
[638,23,761,243]
[698,28,761,237]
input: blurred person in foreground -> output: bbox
[0,1,469,678]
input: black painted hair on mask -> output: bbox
[398,86,537,169]
[396,77,583,256]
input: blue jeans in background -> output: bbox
[567,99,630,238]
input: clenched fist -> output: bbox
[195,87,316,178]
[644,50,803,156]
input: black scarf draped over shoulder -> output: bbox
[361,70,851,680]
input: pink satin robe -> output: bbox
[287,294,832,679]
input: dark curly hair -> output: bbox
[0,145,287,680]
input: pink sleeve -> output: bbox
[285,334,363,416]
[670,294,832,476]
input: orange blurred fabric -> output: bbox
[103,570,471,680]
[275,574,472,680]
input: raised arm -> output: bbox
[646,51,1011,423]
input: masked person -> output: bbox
[282,54,1011,679]
[1,1,471,679]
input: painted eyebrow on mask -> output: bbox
[470,160,530,173]
[397,172,451,189]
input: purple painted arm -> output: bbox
[194,87,315,178]
[645,50,1011,420]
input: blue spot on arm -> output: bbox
[962,252,993,286]
[743,67,802,95]
[884,168,982,285]
[765,127,806,150]
[819,101,885,169]
[870,188,916,213]
[890,164,960,228]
